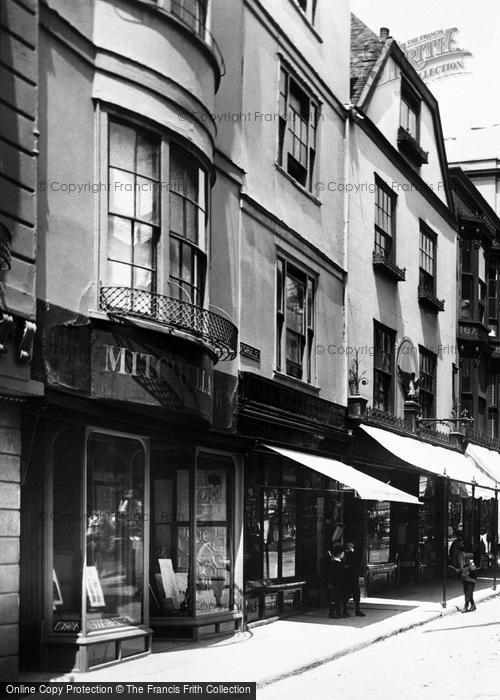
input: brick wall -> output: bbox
[0,403,21,679]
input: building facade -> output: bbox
[0,0,41,679]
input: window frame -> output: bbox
[276,255,316,384]
[419,345,437,419]
[419,223,437,296]
[98,108,210,311]
[373,321,395,413]
[374,175,397,262]
[292,0,317,25]
[278,64,319,192]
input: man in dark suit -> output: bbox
[328,543,347,619]
[343,542,366,617]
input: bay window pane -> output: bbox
[136,132,159,179]
[108,260,132,289]
[185,201,197,244]
[134,224,154,269]
[133,267,152,293]
[109,122,135,171]
[169,192,184,237]
[109,216,132,263]
[109,168,135,218]
[136,177,157,225]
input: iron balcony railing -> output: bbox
[100,286,237,361]
[150,0,225,77]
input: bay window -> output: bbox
[102,115,208,315]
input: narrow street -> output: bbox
[259,597,500,700]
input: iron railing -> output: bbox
[364,406,458,448]
[100,286,237,361]
[150,0,225,77]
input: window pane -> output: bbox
[108,216,132,264]
[286,275,305,332]
[169,192,184,237]
[169,236,180,277]
[133,267,153,293]
[263,489,279,579]
[86,433,145,629]
[109,168,135,218]
[109,122,135,171]
[136,177,158,225]
[134,224,154,269]
[282,489,296,578]
[136,132,159,179]
[185,201,198,244]
[108,260,132,288]
[181,244,193,286]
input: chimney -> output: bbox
[380,27,390,43]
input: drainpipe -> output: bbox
[342,106,351,408]
[442,477,448,611]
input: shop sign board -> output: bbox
[90,328,214,423]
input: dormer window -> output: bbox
[400,80,419,141]
[398,79,428,166]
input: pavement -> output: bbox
[19,572,500,688]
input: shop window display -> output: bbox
[149,446,191,617]
[418,476,438,565]
[196,454,233,615]
[367,501,390,564]
[85,432,146,631]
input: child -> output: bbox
[328,543,347,619]
[460,552,477,613]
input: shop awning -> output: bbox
[263,444,420,504]
[465,443,500,489]
[361,424,496,492]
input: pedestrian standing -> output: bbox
[328,543,347,619]
[343,542,366,617]
[460,552,477,613]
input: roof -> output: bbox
[350,14,384,104]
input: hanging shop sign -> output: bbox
[90,328,214,423]
[401,28,473,82]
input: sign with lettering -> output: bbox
[401,28,472,83]
[90,328,214,423]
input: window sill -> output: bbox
[372,252,406,282]
[275,163,322,206]
[273,370,320,395]
[286,0,323,43]
[397,127,429,166]
[418,287,445,313]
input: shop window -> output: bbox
[373,321,395,412]
[85,432,146,632]
[366,501,390,564]
[196,454,233,616]
[419,346,436,418]
[149,446,192,617]
[276,257,315,382]
[278,66,319,190]
[103,117,208,314]
[419,224,436,295]
[374,176,396,260]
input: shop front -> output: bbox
[20,308,241,672]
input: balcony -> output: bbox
[418,286,445,313]
[148,0,225,78]
[100,286,237,361]
[372,252,406,282]
[397,127,429,167]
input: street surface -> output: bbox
[259,596,500,700]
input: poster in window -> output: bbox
[85,565,106,608]
[158,558,180,608]
[53,568,63,609]
[196,469,226,521]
